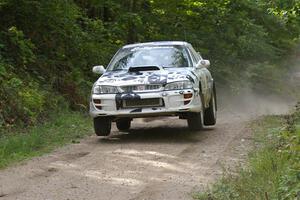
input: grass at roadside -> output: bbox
[0,112,92,169]
[194,105,300,200]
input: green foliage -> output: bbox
[194,107,300,200]
[0,0,299,129]
[18,83,46,121]
[0,111,92,169]
[8,26,35,60]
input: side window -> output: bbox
[197,52,203,60]
[193,51,200,63]
[188,45,202,64]
[187,47,198,65]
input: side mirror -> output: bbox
[92,65,106,74]
[197,60,210,68]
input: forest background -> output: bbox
[0,0,299,131]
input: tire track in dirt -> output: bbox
[0,112,254,200]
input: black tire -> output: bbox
[204,85,217,126]
[94,117,111,136]
[116,118,131,131]
[187,112,204,131]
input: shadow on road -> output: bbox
[98,126,215,144]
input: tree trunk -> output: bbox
[126,0,138,43]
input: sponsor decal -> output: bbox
[98,68,196,87]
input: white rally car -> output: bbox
[90,41,217,136]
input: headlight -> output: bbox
[93,85,118,94]
[164,81,193,90]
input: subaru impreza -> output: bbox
[90,41,217,136]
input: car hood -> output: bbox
[96,68,197,86]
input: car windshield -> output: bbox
[107,45,191,71]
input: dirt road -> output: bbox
[0,107,258,200]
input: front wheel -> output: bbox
[94,117,111,136]
[204,87,217,126]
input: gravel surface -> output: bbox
[0,108,257,200]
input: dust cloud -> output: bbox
[219,47,300,120]
[218,87,296,120]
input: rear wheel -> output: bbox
[204,86,217,126]
[94,117,111,136]
[116,118,131,131]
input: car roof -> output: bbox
[122,41,191,49]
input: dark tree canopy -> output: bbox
[0,0,299,127]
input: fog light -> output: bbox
[93,99,102,110]
[184,93,193,99]
[93,99,101,104]
[184,93,192,105]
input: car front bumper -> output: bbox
[89,89,202,118]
